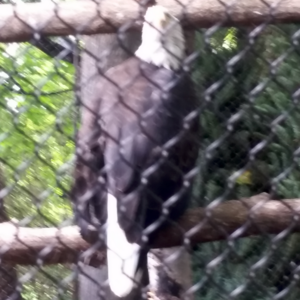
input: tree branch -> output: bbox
[1,193,300,266]
[0,0,300,43]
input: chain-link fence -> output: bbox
[1,0,300,300]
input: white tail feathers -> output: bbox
[106,193,141,297]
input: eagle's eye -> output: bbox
[146,8,169,31]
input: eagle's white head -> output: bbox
[135,5,185,70]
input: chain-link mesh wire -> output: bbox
[1,0,300,299]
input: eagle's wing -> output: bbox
[101,59,198,298]
[72,58,197,298]
[100,58,195,238]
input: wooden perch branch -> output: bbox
[1,193,300,266]
[0,0,300,43]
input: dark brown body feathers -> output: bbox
[71,56,199,244]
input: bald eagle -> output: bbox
[71,3,199,298]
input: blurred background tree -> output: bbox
[0,41,75,300]
[192,24,300,300]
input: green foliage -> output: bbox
[192,24,300,300]
[20,265,74,300]
[0,42,75,226]
[0,42,75,299]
